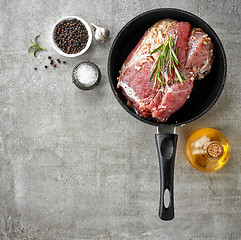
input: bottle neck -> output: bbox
[204,141,223,159]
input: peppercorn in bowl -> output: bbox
[51,16,92,57]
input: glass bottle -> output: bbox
[185,128,230,172]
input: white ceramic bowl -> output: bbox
[51,16,92,57]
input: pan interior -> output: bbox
[108,8,226,126]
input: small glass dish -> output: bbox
[72,61,101,90]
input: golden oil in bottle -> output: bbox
[185,128,230,172]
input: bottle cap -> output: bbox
[206,141,223,159]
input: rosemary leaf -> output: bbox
[172,39,178,56]
[170,47,178,64]
[151,43,164,54]
[174,66,184,84]
[35,35,40,43]
[33,49,38,57]
[28,45,35,52]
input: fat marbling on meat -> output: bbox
[117,19,213,122]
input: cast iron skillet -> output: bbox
[108,8,226,220]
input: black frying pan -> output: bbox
[108,8,226,221]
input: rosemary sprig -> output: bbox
[28,35,47,57]
[149,34,185,88]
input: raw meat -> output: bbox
[117,19,213,122]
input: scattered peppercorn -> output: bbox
[53,64,56,67]
[48,56,51,59]
[45,65,48,69]
[34,67,37,70]
[54,18,88,54]
[57,59,61,63]
[63,61,66,64]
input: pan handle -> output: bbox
[155,133,178,221]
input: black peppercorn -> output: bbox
[48,56,51,59]
[45,65,48,69]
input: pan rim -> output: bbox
[108,8,227,127]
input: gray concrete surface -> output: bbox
[0,0,241,239]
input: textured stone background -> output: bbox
[0,0,240,239]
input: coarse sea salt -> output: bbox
[74,63,98,87]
